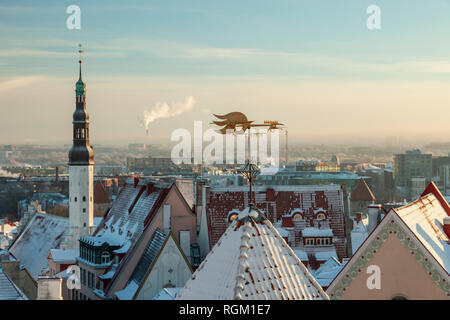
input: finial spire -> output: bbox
[78,43,84,81]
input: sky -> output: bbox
[1,0,450,146]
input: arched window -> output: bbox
[291,209,304,221]
[101,252,110,264]
[315,212,327,220]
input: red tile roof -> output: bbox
[351,179,375,202]
[94,180,110,204]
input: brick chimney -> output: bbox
[146,182,154,195]
[444,217,450,240]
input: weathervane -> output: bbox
[212,111,285,205]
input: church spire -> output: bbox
[69,44,94,166]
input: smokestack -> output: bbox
[368,204,382,233]
[444,217,450,240]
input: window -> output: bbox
[305,238,315,245]
[293,213,303,221]
[83,208,86,213]
[83,196,86,202]
[316,212,326,220]
[74,197,77,202]
[101,252,110,264]
[228,213,238,223]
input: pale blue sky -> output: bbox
[1,0,450,145]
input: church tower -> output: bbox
[67,47,94,249]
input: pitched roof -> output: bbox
[9,214,68,280]
[49,249,78,263]
[313,257,346,288]
[351,179,375,202]
[115,230,167,300]
[327,188,450,299]
[0,267,27,300]
[177,206,329,300]
[395,192,450,273]
[94,180,110,204]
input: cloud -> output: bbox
[0,76,43,92]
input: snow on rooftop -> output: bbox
[395,193,450,273]
[49,249,78,263]
[351,220,369,255]
[313,257,345,288]
[0,267,28,300]
[114,280,139,300]
[9,214,69,280]
[177,207,329,300]
[153,287,181,300]
[302,227,333,237]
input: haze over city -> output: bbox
[1,0,450,146]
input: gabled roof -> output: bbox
[9,214,68,280]
[327,187,450,299]
[351,179,375,202]
[94,180,110,204]
[177,206,329,300]
[395,192,449,273]
[313,257,345,288]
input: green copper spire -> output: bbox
[76,44,85,97]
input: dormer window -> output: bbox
[118,229,123,235]
[127,231,132,238]
[101,252,111,264]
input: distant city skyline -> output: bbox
[1,0,450,145]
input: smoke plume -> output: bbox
[141,96,196,133]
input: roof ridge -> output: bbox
[233,221,252,300]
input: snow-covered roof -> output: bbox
[153,287,181,300]
[302,227,333,237]
[177,206,329,300]
[315,249,338,261]
[351,220,369,255]
[313,257,346,288]
[395,192,450,273]
[49,249,78,263]
[0,267,28,300]
[9,214,68,280]
[114,230,167,300]
[275,226,289,237]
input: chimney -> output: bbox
[368,204,382,233]
[37,277,62,300]
[356,213,363,224]
[146,182,154,195]
[179,230,191,261]
[444,217,450,239]
[133,177,139,188]
[163,204,171,233]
